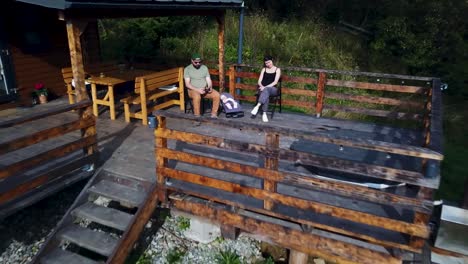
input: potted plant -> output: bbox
[34,82,48,104]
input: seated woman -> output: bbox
[250,55,281,122]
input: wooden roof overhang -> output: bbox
[16,0,243,106]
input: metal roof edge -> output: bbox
[15,0,243,10]
[15,0,67,9]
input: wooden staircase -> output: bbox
[32,171,159,264]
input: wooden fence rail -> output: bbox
[226,64,434,125]
[154,109,442,260]
[0,100,97,218]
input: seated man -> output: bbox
[184,53,220,118]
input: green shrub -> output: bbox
[216,249,242,264]
[166,248,186,264]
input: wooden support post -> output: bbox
[316,72,327,117]
[66,19,88,102]
[178,67,185,111]
[421,87,433,169]
[264,133,279,210]
[216,12,225,93]
[289,250,309,264]
[66,19,96,155]
[140,78,148,125]
[229,65,235,95]
[155,116,168,204]
[410,187,433,249]
[423,87,433,146]
[220,224,239,240]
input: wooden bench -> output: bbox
[121,67,185,125]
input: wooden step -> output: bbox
[40,248,99,264]
[72,202,133,231]
[88,180,145,207]
[59,225,119,257]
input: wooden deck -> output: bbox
[1,96,432,214]
[1,94,440,263]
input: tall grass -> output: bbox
[100,12,362,71]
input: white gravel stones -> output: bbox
[143,214,264,264]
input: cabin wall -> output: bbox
[2,1,101,107]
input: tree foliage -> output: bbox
[246,0,468,94]
[98,0,467,94]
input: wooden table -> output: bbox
[87,70,151,120]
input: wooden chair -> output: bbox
[256,79,282,119]
[61,67,75,104]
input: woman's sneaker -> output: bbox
[262,113,269,122]
[250,105,259,116]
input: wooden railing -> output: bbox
[0,101,97,218]
[226,64,434,126]
[155,105,442,261]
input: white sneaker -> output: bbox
[262,113,269,122]
[251,105,259,116]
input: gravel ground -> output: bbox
[0,180,265,264]
[141,214,264,264]
[0,180,87,264]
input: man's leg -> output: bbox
[205,90,220,116]
[188,89,201,116]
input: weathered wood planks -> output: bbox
[172,196,402,264]
[0,101,97,218]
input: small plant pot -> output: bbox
[38,95,48,104]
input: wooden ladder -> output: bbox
[32,171,159,264]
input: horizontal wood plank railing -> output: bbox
[229,64,433,125]
[155,110,443,258]
[0,101,97,218]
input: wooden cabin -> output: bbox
[0,0,101,109]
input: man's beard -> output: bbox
[194,64,201,69]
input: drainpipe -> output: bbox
[236,1,245,95]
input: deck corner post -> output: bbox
[289,250,309,264]
[409,187,433,248]
[316,71,327,117]
[179,67,185,111]
[264,133,279,210]
[155,116,168,204]
[220,224,239,240]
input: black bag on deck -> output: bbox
[220,93,244,118]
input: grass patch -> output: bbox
[166,248,186,264]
